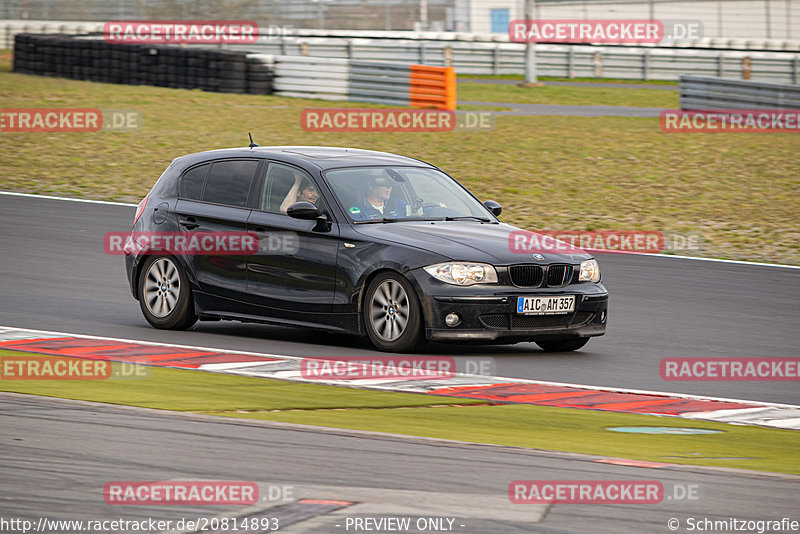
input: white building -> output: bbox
[454,0,799,40]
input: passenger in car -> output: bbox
[349,176,408,220]
[280,172,319,212]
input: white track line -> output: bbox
[0,190,137,207]
[593,251,800,270]
[2,325,798,411]
[2,190,797,269]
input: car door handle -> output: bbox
[252,226,269,236]
[179,217,199,230]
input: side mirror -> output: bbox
[484,200,502,217]
[287,201,324,221]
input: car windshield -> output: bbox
[324,166,494,222]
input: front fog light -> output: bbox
[445,313,461,327]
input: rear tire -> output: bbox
[535,337,589,352]
[138,256,197,330]
[363,272,424,353]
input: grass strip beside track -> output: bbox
[458,74,680,85]
[2,352,798,475]
[458,82,679,107]
[0,350,481,411]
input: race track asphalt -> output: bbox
[0,193,798,405]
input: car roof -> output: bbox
[173,146,435,171]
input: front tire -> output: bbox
[535,337,589,352]
[138,256,197,330]
[363,272,424,353]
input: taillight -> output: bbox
[133,194,149,225]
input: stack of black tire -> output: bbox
[246,56,275,95]
[13,33,274,95]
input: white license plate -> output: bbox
[516,295,575,315]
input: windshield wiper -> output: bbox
[354,217,444,224]
[384,217,445,222]
[444,216,492,222]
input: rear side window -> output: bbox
[179,164,209,200]
[202,160,259,207]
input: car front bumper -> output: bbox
[408,269,608,343]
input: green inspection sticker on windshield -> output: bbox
[349,207,361,215]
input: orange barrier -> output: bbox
[409,65,456,111]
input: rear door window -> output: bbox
[201,159,259,207]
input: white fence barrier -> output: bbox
[3,20,799,83]
[234,39,800,84]
[249,54,456,108]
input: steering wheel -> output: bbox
[422,203,460,218]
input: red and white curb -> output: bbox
[0,326,798,430]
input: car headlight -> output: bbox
[579,259,601,283]
[424,262,498,286]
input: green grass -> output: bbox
[458,74,679,85]
[458,81,679,107]
[0,55,797,264]
[2,351,799,475]
[0,351,484,411]
[226,405,800,475]
[457,103,512,111]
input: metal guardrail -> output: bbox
[3,20,799,84]
[231,38,800,84]
[680,75,800,109]
[252,54,456,109]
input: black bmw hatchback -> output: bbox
[123,146,608,352]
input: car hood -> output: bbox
[351,222,592,265]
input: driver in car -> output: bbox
[348,175,409,220]
[280,172,319,213]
